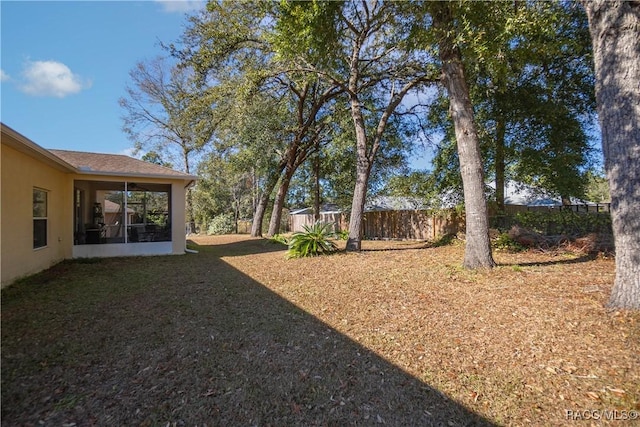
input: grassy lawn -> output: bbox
[2,235,638,426]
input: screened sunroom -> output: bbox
[74,180,172,246]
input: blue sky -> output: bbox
[1,0,204,156]
[1,0,435,170]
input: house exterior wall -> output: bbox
[1,143,73,288]
[170,181,187,255]
[1,124,193,287]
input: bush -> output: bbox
[493,232,526,252]
[207,213,235,235]
[513,211,612,235]
[335,229,349,240]
[287,221,338,258]
[492,210,612,236]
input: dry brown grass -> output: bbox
[2,234,638,426]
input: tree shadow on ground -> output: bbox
[359,234,457,253]
[2,240,494,426]
[187,237,289,257]
[497,253,600,268]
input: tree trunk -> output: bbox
[313,147,321,221]
[183,150,197,234]
[185,188,196,234]
[346,95,372,251]
[267,166,294,237]
[583,0,640,309]
[251,195,269,237]
[251,169,281,237]
[346,159,371,251]
[495,116,506,213]
[434,3,496,269]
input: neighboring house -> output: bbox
[365,196,428,211]
[1,123,196,288]
[488,181,610,213]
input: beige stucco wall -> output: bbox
[171,181,188,255]
[1,144,73,288]
[1,133,191,287]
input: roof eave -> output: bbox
[1,123,77,173]
[74,169,198,181]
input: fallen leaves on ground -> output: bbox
[1,235,638,426]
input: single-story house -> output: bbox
[489,181,610,213]
[1,123,197,288]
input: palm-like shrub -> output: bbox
[287,221,338,258]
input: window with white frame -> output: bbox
[33,188,48,249]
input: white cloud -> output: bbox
[0,69,10,82]
[155,0,205,13]
[20,60,91,98]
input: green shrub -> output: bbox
[287,221,338,258]
[335,229,350,240]
[493,232,526,252]
[207,213,235,235]
[513,211,611,235]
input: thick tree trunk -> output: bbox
[251,169,281,237]
[267,166,294,237]
[583,0,640,309]
[434,4,496,269]
[251,195,269,237]
[346,96,372,252]
[346,159,371,251]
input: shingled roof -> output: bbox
[49,150,196,180]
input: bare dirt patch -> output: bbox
[2,235,638,426]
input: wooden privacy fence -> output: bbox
[289,210,464,241]
[362,210,464,240]
[289,212,345,234]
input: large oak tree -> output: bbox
[582,0,640,309]
[431,2,496,268]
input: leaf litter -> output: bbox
[1,235,638,426]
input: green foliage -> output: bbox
[334,229,349,240]
[141,151,173,168]
[286,221,338,258]
[207,213,235,235]
[584,170,610,203]
[270,0,341,66]
[512,211,612,235]
[493,233,526,252]
[423,1,596,204]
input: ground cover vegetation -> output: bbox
[119,1,637,304]
[2,236,638,425]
